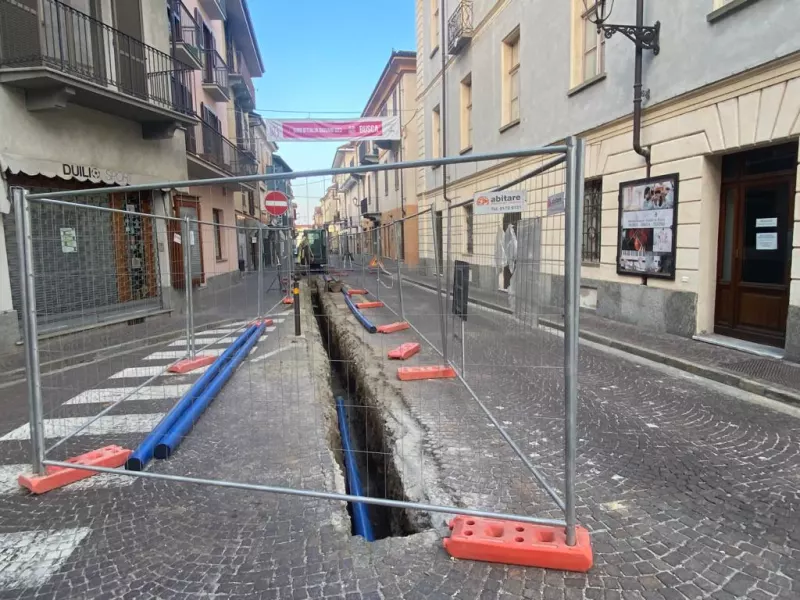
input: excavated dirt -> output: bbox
[310,278,457,533]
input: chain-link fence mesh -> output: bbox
[13,142,584,542]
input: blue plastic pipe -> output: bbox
[342,291,377,333]
[126,323,258,471]
[154,321,267,460]
[335,396,375,541]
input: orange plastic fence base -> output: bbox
[388,342,421,360]
[168,355,217,373]
[443,516,593,572]
[347,289,369,296]
[356,301,384,309]
[397,365,456,381]
[18,445,132,494]
[282,297,294,305]
[377,322,410,334]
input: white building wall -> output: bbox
[419,0,800,191]
[415,0,800,350]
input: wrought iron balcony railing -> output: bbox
[185,119,257,177]
[169,0,203,69]
[448,0,474,55]
[228,48,255,108]
[203,48,228,90]
[0,0,194,116]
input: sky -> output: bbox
[248,1,416,223]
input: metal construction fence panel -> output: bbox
[14,141,585,545]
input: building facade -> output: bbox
[0,0,270,353]
[319,52,420,265]
[176,0,264,286]
[0,0,197,351]
[416,0,800,357]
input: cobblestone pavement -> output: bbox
[0,271,798,599]
[0,271,281,380]
[394,265,800,401]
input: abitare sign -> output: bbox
[264,117,401,142]
[473,190,526,215]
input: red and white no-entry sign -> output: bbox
[264,190,289,216]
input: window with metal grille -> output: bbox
[583,179,602,263]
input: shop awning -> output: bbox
[0,153,174,213]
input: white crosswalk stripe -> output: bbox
[168,336,237,347]
[110,365,210,379]
[144,349,225,361]
[0,464,136,495]
[0,414,165,442]
[0,528,91,589]
[63,385,191,405]
[155,327,277,355]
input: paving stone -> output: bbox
[0,278,796,599]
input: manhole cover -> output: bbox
[722,358,800,391]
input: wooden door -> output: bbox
[113,0,146,98]
[715,177,794,346]
[111,192,158,302]
[168,196,205,288]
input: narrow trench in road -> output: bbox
[312,285,420,540]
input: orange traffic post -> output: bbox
[355,301,384,309]
[347,289,369,296]
[443,516,593,572]
[388,343,421,360]
[18,445,132,494]
[377,322,410,334]
[168,355,217,374]
[397,365,456,381]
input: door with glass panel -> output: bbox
[715,144,797,346]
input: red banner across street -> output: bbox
[264,117,401,142]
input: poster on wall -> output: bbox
[616,174,679,279]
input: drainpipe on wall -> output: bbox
[632,0,651,177]
[398,77,405,219]
[440,0,453,210]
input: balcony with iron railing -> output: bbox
[358,141,380,165]
[202,48,230,102]
[169,0,204,70]
[198,0,226,21]
[0,0,196,138]
[227,49,255,111]
[448,0,474,55]
[185,118,257,179]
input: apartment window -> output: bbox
[460,74,473,151]
[394,151,400,190]
[432,105,441,159]
[464,204,474,255]
[502,28,520,125]
[247,190,255,216]
[581,2,605,81]
[212,209,224,260]
[431,0,440,53]
[583,179,602,263]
